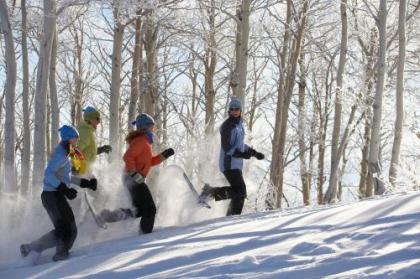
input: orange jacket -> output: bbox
[123,132,162,177]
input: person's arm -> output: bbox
[44,149,67,188]
[221,122,236,155]
[151,154,162,166]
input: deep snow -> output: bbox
[0,188,419,278]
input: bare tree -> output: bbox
[109,1,130,161]
[324,0,348,203]
[368,0,387,196]
[128,10,142,131]
[50,32,59,148]
[271,0,309,208]
[20,0,31,196]
[230,0,251,106]
[389,0,407,185]
[0,0,17,193]
[32,0,57,188]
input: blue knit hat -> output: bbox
[132,113,155,130]
[229,99,242,110]
[83,106,100,121]
[59,125,79,141]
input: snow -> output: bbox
[0,189,419,278]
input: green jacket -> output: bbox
[77,122,97,169]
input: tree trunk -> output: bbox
[0,0,17,193]
[273,0,309,208]
[298,52,310,205]
[270,0,291,208]
[358,29,377,198]
[368,0,387,196]
[324,0,348,203]
[109,5,125,162]
[50,31,59,147]
[32,0,56,188]
[204,0,217,135]
[144,11,159,122]
[20,0,31,196]
[230,0,251,106]
[389,0,406,185]
[359,112,371,198]
[129,12,142,131]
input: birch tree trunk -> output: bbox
[273,0,309,208]
[368,0,387,196]
[50,32,59,147]
[359,112,371,198]
[144,11,159,120]
[109,7,125,161]
[270,0,291,207]
[33,0,57,188]
[204,0,217,135]
[298,53,310,205]
[0,0,17,193]
[128,12,142,131]
[230,0,251,106]
[357,28,377,198]
[69,26,83,127]
[389,0,406,185]
[20,0,31,196]
[324,0,348,203]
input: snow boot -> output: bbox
[100,208,134,223]
[199,183,214,203]
[20,244,31,258]
[52,250,69,262]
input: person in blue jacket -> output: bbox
[199,99,264,215]
[20,125,97,262]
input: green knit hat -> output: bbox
[83,106,100,122]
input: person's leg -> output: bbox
[57,193,77,252]
[99,176,136,223]
[129,182,156,234]
[22,192,62,255]
[223,170,247,216]
[53,193,77,261]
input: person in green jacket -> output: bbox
[77,106,112,172]
[71,106,112,222]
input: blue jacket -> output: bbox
[43,142,72,191]
[219,117,250,172]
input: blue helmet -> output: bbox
[59,125,79,141]
[132,113,155,130]
[229,99,242,110]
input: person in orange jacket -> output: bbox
[99,113,174,234]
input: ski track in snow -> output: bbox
[0,191,419,279]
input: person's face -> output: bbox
[69,137,79,145]
[229,108,241,118]
[89,117,100,129]
[147,125,155,132]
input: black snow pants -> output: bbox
[28,191,77,255]
[100,176,157,234]
[130,182,157,234]
[212,169,247,216]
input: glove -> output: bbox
[249,148,265,160]
[97,145,112,154]
[233,149,252,159]
[129,171,145,184]
[57,183,78,200]
[254,151,265,160]
[160,148,175,159]
[80,178,97,191]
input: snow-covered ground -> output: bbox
[0,189,419,279]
